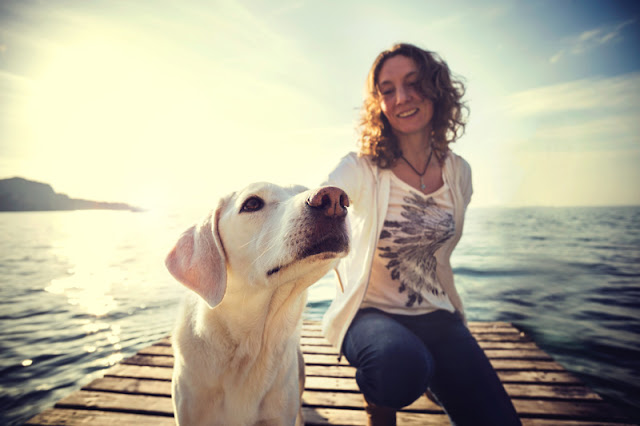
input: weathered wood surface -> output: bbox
[25,321,633,425]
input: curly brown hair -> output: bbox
[358,43,468,168]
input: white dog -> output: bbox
[165,182,349,426]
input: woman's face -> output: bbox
[377,55,434,138]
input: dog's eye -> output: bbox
[240,196,264,213]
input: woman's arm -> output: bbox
[322,152,367,208]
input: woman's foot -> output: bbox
[363,396,397,426]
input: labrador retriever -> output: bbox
[165,182,349,426]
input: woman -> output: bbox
[321,43,521,425]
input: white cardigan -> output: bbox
[321,151,473,351]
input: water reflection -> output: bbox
[45,274,117,317]
[0,210,188,426]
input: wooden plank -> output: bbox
[148,340,549,356]
[137,345,174,356]
[302,345,553,360]
[122,352,564,373]
[301,327,525,338]
[302,320,516,329]
[302,353,564,371]
[54,390,173,416]
[155,337,171,346]
[302,333,538,344]
[302,390,628,422]
[140,344,553,361]
[303,407,451,425]
[304,364,582,384]
[496,370,583,385]
[521,420,636,426]
[135,345,554,361]
[24,408,175,426]
[122,354,173,368]
[303,406,635,426]
[476,341,541,350]
[510,400,630,422]
[85,376,171,396]
[301,336,542,350]
[304,377,602,401]
[105,364,172,381]
[301,336,337,346]
[85,374,604,404]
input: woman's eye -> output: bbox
[240,196,264,213]
[406,81,419,91]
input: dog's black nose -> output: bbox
[307,186,349,218]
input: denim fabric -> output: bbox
[342,308,522,426]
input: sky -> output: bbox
[1,0,639,209]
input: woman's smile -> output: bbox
[378,55,434,137]
[397,108,419,118]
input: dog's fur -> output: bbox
[165,182,349,426]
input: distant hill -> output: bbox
[0,177,143,212]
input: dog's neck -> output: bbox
[197,276,309,350]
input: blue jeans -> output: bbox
[342,308,521,426]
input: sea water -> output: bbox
[1,206,639,424]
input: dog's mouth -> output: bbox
[266,266,283,276]
[300,234,349,259]
[266,234,349,277]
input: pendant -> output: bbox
[420,177,426,191]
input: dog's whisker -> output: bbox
[246,229,282,266]
[252,238,281,267]
[239,227,280,250]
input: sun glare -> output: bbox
[43,211,126,317]
[29,39,168,148]
[23,36,220,206]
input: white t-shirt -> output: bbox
[362,172,456,315]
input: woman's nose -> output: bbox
[396,85,411,104]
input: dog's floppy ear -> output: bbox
[165,198,228,308]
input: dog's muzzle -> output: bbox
[266,187,350,277]
[301,186,349,258]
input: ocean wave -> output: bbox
[453,266,543,277]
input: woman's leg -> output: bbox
[402,311,521,426]
[341,308,434,409]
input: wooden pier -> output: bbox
[26,321,633,425]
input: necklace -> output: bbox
[400,149,434,191]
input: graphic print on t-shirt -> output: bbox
[378,191,455,307]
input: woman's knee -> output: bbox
[355,334,433,409]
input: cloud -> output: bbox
[504,72,640,117]
[267,1,305,18]
[0,69,32,87]
[503,73,640,153]
[532,114,640,151]
[549,51,563,64]
[573,19,635,53]
[507,149,640,207]
[550,19,636,63]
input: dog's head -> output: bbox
[165,182,350,308]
